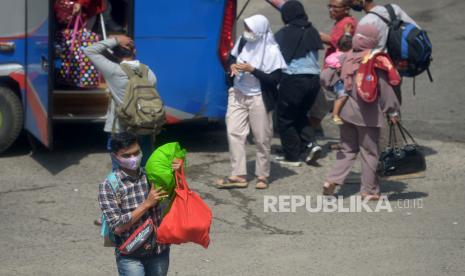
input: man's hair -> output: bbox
[110,132,138,153]
[113,45,135,60]
[340,0,353,7]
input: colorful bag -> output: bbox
[56,15,100,88]
[156,161,212,248]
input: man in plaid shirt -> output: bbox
[98,132,181,276]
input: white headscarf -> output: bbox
[231,14,287,74]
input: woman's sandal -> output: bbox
[255,178,269,190]
[215,177,248,189]
[361,193,381,201]
[323,182,337,195]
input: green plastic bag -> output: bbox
[145,142,187,197]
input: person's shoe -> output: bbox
[275,155,285,161]
[305,143,322,164]
[255,178,269,190]
[94,218,102,226]
[332,116,344,125]
[215,177,248,189]
[277,159,302,167]
[322,182,337,196]
[105,20,124,33]
[361,193,381,201]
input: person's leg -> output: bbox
[295,75,320,159]
[332,96,347,120]
[116,255,145,276]
[138,134,154,167]
[308,88,331,137]
[248,94,273,180]
[226,89,250,178]
[357,126,381,196]
[107,134,119,171]
[277,76,303,161]
[144,248,170,276]
[325,122,360,186]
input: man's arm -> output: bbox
[98,181,167,235]
[83,38,120,80]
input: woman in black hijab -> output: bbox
[274,0,324,166]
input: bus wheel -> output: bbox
[0,86,23,154]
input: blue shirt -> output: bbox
[283,51,320,75]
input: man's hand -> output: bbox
[390,116,400,125]
[236,62,255,73]
[172,159,183,172]
[111,35,134,48]
[144,187,168,208]
[230,63,240,77]
[72,3,82,15]
[344,23,353,34]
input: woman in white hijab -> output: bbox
[216,14,287,190]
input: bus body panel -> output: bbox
[134,0,228,121]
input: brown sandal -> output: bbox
[215,177,248,189]
[255,178,269,190]
[323,182,337,195]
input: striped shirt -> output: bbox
[98,169,168,254]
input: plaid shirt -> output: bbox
[98,169,168,254]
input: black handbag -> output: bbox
[378,122,426,177]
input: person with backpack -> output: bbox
[215,14,287,190]
[351,0,418,51]
[351,0,432,92]
[273,0,324,166]
[322,23,400,200]
[98,132,182,276]
[83,35,165,169]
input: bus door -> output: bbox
[24,0,52,147]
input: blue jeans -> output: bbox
[116,248,170,276]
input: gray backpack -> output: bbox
[115,64,166,135]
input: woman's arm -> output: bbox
[377,70,400,121]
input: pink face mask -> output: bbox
[113,153,142,170]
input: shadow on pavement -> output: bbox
[3,121,230,175]
[336,177,429,201]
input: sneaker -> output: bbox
[277,159,302,167]
[306,143,322,163]
[275,155,285,161]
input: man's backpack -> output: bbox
[370,4,433,81]
[115,64,166,135]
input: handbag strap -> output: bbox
[174,160,189,191]
[396,122,418,145]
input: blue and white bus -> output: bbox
[0,0,237,153]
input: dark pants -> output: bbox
[277,74,320,161]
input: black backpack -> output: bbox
[370,4,433,81]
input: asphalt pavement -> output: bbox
[1,0,464,275]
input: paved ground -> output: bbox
[1,0,465,275]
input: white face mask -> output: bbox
[114,153,142,171]
[243,31,258,42]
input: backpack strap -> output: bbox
[368,10,390,25]
[384,4,397,22]
[120,63,147,79]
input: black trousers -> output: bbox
[277,74,320,161]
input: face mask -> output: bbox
[351,0,365,11]
[114,153,142,170]
[243,31,258,42]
